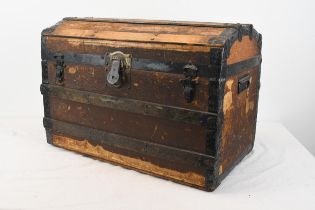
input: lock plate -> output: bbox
[106,51,132,88]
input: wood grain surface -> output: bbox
[52,134,206,188]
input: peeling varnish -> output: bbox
[52,135,205,187]
[223,80,234,113]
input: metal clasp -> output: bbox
[107,58,122,86]
[106,51,131,88]
[54,53,65,84]
[180,64,199,103]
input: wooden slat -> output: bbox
[55,20,225,36]
[40,84,216,126]
[45,36,214,52]
[64,17,241,28]
[51,134,206,187]
[47,96,211,153]
[45,63,210,112]
[48,28,215,45]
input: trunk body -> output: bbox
[41,17,262,191]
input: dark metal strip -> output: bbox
[41,60,48,84]
[226,56,261,77]
[42,51,261,78]
[40,84,217,128]
[43,117,215,167]
[43,50,220,78]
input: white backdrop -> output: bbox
[0,0,314,155]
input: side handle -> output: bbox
[238,74,250,93]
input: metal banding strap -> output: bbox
[226,56,261,77]
[42,50,220,78]
[43,50,260,78]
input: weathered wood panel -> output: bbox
[227,36,259,65]
[49,28,217,45]
[55,20,225,36]
[62,17,241,28]
[48,96,212,154]
[219,67,260,175]
[44,37,213,62]
[47,63,210,111]
[51,134,206,188]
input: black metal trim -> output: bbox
[45,128,53,144]
[41,60,48,84]
[226,56,261,77]
[257,33,262,51]
[205,45,228,191]
[220,25,262,59]
[42,50,260,78]
[40,84,217,128]
[43,94,50,118]
[43,117,215,168]
[41,36,48,61]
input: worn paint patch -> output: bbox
[223,80,234,113]
[220,67,259,176]
[52,135,205,187]
[245,97,255,114]
[219,165,223,175]
[68,67,77,74]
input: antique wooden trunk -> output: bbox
[40,17,262,191]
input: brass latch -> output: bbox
[106,51,132,88]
